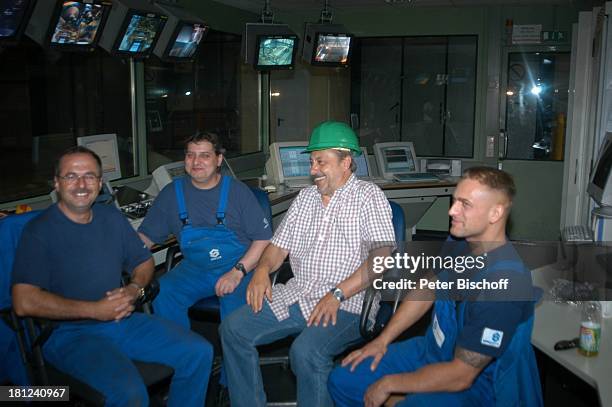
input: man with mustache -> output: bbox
[12,146,212,406]
[220,121,396,406]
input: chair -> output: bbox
[0,211,173,406]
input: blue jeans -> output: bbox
[220,302,362,407]
[153,259,252,329]
[43,313,213,407]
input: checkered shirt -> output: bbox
[269,174,396,321]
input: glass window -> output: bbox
[0,40,134,204]
[352,36,477,158]
[504,52,570,160]
[144,30,260,173]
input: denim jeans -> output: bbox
[44,313,213,407]
[220,302,362,407]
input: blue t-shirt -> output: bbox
[11,204,151,302]
[138,176,272,246]
[454,241,534,359]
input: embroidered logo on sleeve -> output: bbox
[432,314,445,348]
[481,327,504,348]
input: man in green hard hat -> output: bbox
[221,121,396,406]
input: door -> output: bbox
[499,49,571,240]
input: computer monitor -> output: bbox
[354,147,371,178]
[98,0,167,58]
[311,33,352,67]
[0,0,34,44]
[373,142,419,180]
[588,132,612,206]
[146,158,236,196]
[265,142,310,185]
[152,2,207,61]
[77,133,122,181]
[254,34,298,71]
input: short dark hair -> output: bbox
[462,166,516,202]
[184,131,224,155]
[54,146,103,177]
[330,149,357,173]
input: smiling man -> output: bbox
[220,121,396,407]
[327,167,542,407]
[138,132,271,329]
[11,146,212,406]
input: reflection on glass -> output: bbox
[505,52,570,160]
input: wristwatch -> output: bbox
[330,287,345,303]
[234,262,247,276]
[129,282,145,300]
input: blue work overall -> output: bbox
[329,260,543,406]
[153,176,251,329]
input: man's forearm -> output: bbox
[236,240,270,272]
[129,258,155,288]
[12,284,96,320]
[375,297,433,346]
[255,244,288,275]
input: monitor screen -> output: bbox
[167,22,207,59]
[50,1,105,46]
[0,0,30,39]
[382,147,417,173]
[255,35,297,70]
[313,33,351,65]
[117,12,164,54]
[279,145,310,178]
[354,150,370,178]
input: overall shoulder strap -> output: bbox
[174,177,190,226]
[216,176,231,225]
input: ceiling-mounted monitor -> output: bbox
[26,0,110,52]
[302,23,352,67]
[0,0,35,44]
[152,2,208,61]
[241,23,298,70]
[98,0,167,58]
[254,34,298,70]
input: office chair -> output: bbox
[0,211,174,406]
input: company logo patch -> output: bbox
[209,248,221,261]
[263,218,270,229]
[481,327,503,348]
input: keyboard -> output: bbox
[394,173,440,183]
[562,225,593,242]
[285,181,313,189]
[359,177,390,185]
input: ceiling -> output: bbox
[212,0,576,14]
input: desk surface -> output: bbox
[532,264,612,406]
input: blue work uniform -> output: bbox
[152,176,256,328]
[328,243,543,406]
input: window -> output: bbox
[352,36,477,158]
[144,30,260,173]
[504,52,570,160]
[0,40,134,203]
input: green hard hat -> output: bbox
[304,121,361,155]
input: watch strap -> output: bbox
[234,262,247,276]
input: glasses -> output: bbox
[57,173,101,185]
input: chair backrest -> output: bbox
[388,201,405,242]
[248,186,273,233]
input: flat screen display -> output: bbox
[50,1,104,45]
[118,12,164,54]
[256,35,297,69]
[0,0,29,39]
[168,22,207,58]
[354,153,369,177]
[382,147,417,173]
[314,33,351,65]
[279,146,310,178]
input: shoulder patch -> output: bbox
[481,327,504,348]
